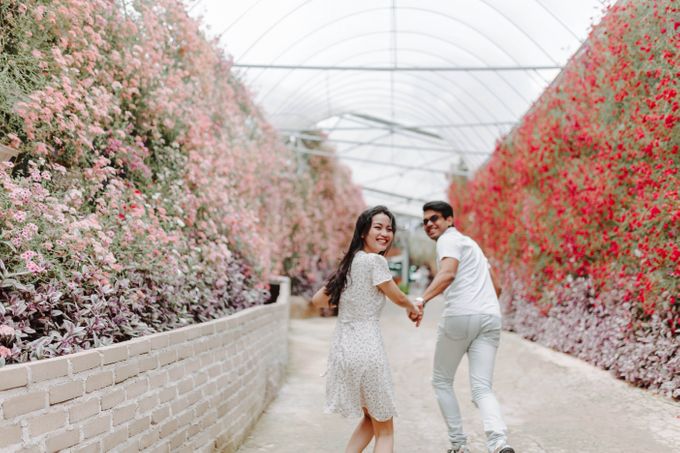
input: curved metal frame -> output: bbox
[200,0,597,204]
[235,7,558,128]
[275,94,476,159]
[269,46,526,120]
[252,29,540,109]
[238,5,556,84]
[271,60,521,145]
[213,1,590,136]
[289,133,491,156]
[275,92,454,131]
[273,79,500,156]
[291,146,460,176]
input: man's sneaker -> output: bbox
[447,446,471,453]
[492,445,515,453]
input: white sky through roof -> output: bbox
[188,0,614,217]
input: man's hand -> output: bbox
[407,297,425,327]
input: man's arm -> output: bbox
[489,265,502,298]
[420,257,459,306]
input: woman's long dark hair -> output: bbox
[325,205,396,308]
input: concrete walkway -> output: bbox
[237,300,680,453]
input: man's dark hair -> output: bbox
[423,200,454,219]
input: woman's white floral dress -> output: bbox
[324,251,397,421]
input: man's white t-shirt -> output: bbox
[436,227,501,317]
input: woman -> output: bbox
[312,206,421,453]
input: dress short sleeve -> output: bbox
[371,254,394,286]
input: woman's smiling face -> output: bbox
[363,213,394,253]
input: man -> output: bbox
[415,201,513,453]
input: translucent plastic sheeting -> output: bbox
[189,0,613,217]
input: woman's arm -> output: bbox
[311,286,330,309]
[377,279,411,308]
[377,280,421,322]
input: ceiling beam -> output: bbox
[287,133,489,155]
[361,186,432,204]
[233,63,562,71]
[343,112,444,140]
[279,121,515,131]
[291,146,466,176]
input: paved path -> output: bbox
[238,300,680,453]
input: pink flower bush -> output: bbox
[0,0,363,364]
[0,324,15,364]
[0,325,15,337]
[448,0,678,398]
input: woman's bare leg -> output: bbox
[345,408,374,453]
[370,415,394,453]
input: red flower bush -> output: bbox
[0,0,363,365]
[449,0,678,397]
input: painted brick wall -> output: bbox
[0,278,290,453]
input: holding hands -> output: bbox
[407,297,424,327]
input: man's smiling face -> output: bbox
[422,209,453,240]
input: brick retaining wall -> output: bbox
[0,277,290,453]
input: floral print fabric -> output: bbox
[324,251,397,421]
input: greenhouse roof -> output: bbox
[189,0,613,217]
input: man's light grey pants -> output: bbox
[432,314,507,452]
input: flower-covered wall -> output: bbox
[0,0,364,364]
[448,0,678,398]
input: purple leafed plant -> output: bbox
[0,256,268,365]
[501,273,679,400]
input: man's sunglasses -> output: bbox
[422,214,441,226]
